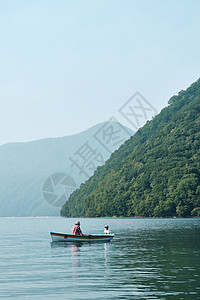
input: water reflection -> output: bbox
[71,243,81,253]
[71,244,81,277]
[48,219,200,299]
[104,242,109,266]
[50,241,83,252]
[51,242,82,278]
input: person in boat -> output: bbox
[71,221,83,235]
[104,225,110,234]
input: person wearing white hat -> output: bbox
[104,225,110,234]
[71,221,83,235]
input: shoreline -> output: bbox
[0,216,199,219]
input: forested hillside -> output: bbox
[61,79,200,218]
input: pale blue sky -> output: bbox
[0,0,199,145]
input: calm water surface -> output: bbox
[0,217,200,299]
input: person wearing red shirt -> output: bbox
[71,221,83,235]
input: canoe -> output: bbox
[50,231,114,242]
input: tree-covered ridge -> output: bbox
[61,79,200,218]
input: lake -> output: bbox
[0,217,200,299]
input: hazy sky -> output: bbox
[0,0,199,145]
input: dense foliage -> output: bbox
[61,79,200,218]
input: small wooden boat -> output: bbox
[50,231,114,242]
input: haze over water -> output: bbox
[1,217,199,299]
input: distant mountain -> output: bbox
[0,122,133,216]
[61,78,200,218]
